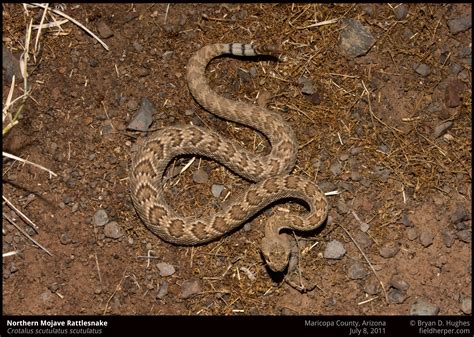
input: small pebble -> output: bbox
[390,274,410,291]
[347,261,368,280]
[387,288,407,304]
[181,279,201,299]
[339,19,376,57]
[447,16,472,34]
[379,242,400,258]
[364,278,381,295]
[413,63,431,77]
[393,4,408,20]
[156,281,169,299]
[59,233,72,245]
[96,21,114,39]
[298,76,315,95]
[157,262,175,277]
[460,296,472,314]
[407,228,418,241]
[329,161,342,176]
[93,209,109,226]
[192,169,209,184]
[127,97,156,131]
[419,230,435,247]
[433,121,453,138]
[103,221,123,239]
[211,184,224,198]
[451,204,470,224]
[354,232,372,250]
[324,240,346,259]
[441,229,455,248]
[456,230,471,243]
[410,298,440,315]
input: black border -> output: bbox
[1,315,473,336]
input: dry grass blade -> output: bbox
[337,222,388,303]
[3,213,53,256]
[2,151,57,178]
[33,3,49,57]
[2,251,19,258]
[3,195,39,231]
[297,18,339,29]
[29,3,110,51]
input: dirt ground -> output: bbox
[2,3,472,316]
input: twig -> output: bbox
[3,213,53,256]
[337,222,388,303]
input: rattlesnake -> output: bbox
[129,43,329,272]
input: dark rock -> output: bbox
[340,19,376,57]
[127,98,156,132]
[347,261,368,280]
[393,4,409,20]
[388,288,407,304]
[447,16,472,34]
[96,21,114,39]
[410,298,440,315]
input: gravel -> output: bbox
[103,221,123,239]
[96,21,114,38]
[387,288,407,304]
[447,16,472,34]
[126,98,155,132]
[156,281,169,299]
[413,63,431,77]
[347,261,368,280]
[390,274,410,291]
[460,296,472,314]
[451,204,470,224]
[364,278,381,295]
[379,242,400,258]
[157,262,176,277]
[410,298,440,315]
[419,230,435,247]
[339,19,376,57]
[193,168,209,184]
[393,4,409,20]
[324,240,346,259]
[93,209,109,226]
[211,184,224,198]
[456,230,471,243]
[441,229,455,248]
[181,279,201,299]
[433,121,454,139]
[406,228,418,241]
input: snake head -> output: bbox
[260,233,291,273]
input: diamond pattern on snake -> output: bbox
[129,43,329,272]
